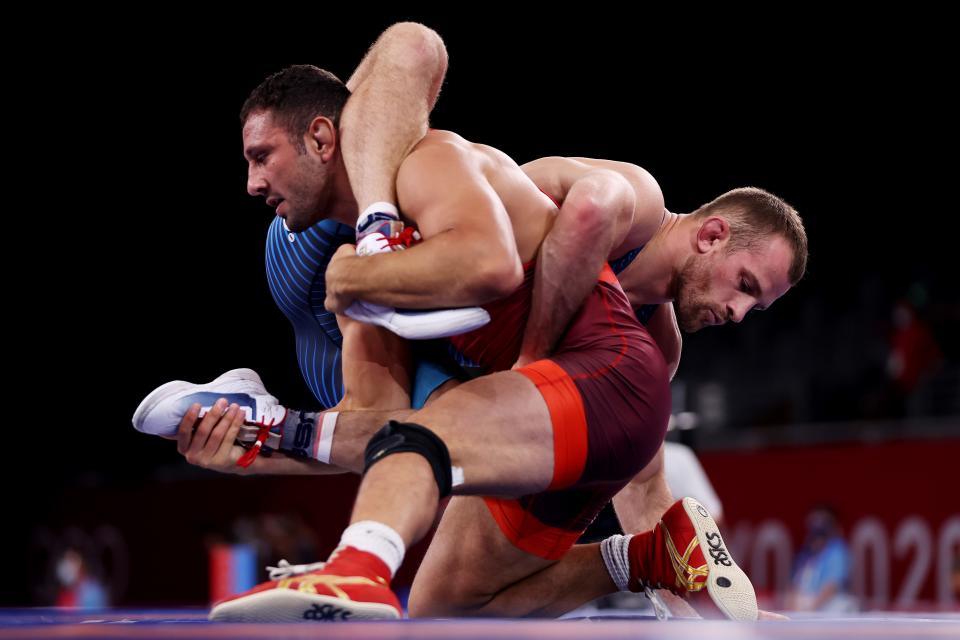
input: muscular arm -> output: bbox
[340,22,448,212]
[175,402,350,476]
[515,169,635,366]
[516,156,665,364]
[611,446,703,618]
[326,140,523,310]
[611,444,676,533]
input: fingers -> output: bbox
[191,399,229,453]
[201,403,240,458]
[210,404,246,463]
[182,399,229,466]
[176,403,203,455]
[758,610,790,622]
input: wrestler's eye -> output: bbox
[739,278,749,293]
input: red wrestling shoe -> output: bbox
[628,497,758,621]
[208,546,401,622]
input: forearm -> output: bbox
[518,171,635,363]
[249,452,350,475]
[518,221,605,363]
[329,232,521,309]
[342,22,447,211]
[612,451,674,533]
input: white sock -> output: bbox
[359,201,399,222]
[600,533,633,592]
[339,520,406,578]
[313,411,338,463]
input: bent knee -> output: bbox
[408,575,488,618]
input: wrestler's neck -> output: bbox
[620,211,692,305]
[323,155,360,225]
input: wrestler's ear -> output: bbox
[695,216,730,254]
[306,116,337,161]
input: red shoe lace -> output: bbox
[235,413,283,468]
[385,227,421,249]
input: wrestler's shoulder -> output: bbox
[400,130,488,177]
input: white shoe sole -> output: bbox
[131,368,266,436]
[682,496,759,621]
[345,301,490,340]
[208,588,400,622]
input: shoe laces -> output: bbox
[385,226,421,249]
[235,413,285,468]
[637,577,681,596]
[267,559,327,581]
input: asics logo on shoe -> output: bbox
[706,532,732,567]
[292,411,314,457]
[303,603,352,621]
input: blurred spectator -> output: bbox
[54,548,108,609]
[787,505,857,613]
[886,297,943,415]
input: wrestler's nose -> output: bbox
[247,168,268,197]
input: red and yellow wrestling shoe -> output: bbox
[629,497,758,621]
[208,546,401,622]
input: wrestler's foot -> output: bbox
[132,368,287,445]
[344,300,490,340]
[356,207,405,245]
[351,209,489,339]
[356,226,421,256]
[628,497,758,621]
[208,546,401,622]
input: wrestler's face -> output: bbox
[674,233,794,333]
[242,111,329,232]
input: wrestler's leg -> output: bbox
[409,449,671,618]
[409,496,614,618]
[342,22,447,211]
[336,313,412,411]
[351,370,555,544]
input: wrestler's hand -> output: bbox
[176,399,250,475]
[325,243,359,314]
[758,610,790,621]
[657,590,701,618]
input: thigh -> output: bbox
[407,370,555,497]
[337,313,412,410]
[409,495,555,617]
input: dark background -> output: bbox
[7,12,955,606]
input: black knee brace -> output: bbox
[363,421,453,498]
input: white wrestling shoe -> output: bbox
[345,300,490,340]
[131,368,287,438]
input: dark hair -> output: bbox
[240,64,351,152]
[692,187,808,284]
